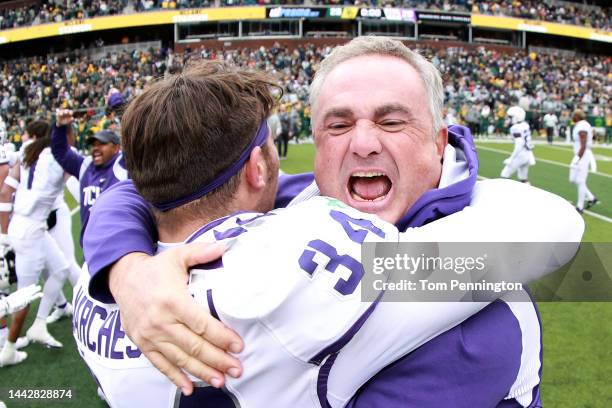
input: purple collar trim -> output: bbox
[396,124,478,230]
[152,121,269,212]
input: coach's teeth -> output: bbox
[351,191,364,201]
[351,191,386,202]
[352,171,385,178]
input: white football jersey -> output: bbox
[76,196,511,408]
[572,120,593,154]
[12,147,64,221]
[74,197,398,408]
[510,122,533,151]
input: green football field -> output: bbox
[0,141,610,407]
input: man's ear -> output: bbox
[244,146,266,190]
[435,127,448,158]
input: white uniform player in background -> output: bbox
[0,127,14,354]
[74,192,582,408]
[501,106,536,183]
[0,120,73,367]
[5,133,80,325]
[569,109,598,213]
[45,178,80,323]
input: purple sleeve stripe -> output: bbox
[206,289,220,321]
[528,385,542,408]
[275,172,315,208]
[316,352,338,408]
[308,294,382,365]
[27,160,37,189]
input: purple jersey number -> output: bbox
[298,210,386,296]
[329,210,385,244]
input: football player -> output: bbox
[0,120,73,367]
[569,109,598,213]
[500,106,536,183]
[4,123,80,325]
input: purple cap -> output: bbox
[107,92,124,109]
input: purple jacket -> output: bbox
[51,125,128,240]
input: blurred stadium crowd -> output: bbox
[1,42,610,147]
[1,0,610,31]
[0,0,127,29]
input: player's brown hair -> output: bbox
[23,119,51,168]
[121,60,277,216]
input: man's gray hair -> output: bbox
[309,36,445,133]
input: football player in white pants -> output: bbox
[0,138,13,353]
[6,133,81,324]
[569,109,598,213]
[0,120,72,367]
[46,177,81,323]
[500,106,536,183]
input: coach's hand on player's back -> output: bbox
[108,242,244,396]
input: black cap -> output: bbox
[87,130,120,145]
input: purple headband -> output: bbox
[153,120,270,212]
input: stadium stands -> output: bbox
[0,0,609,31]
[0,0,127,30]
[1,42,609,145]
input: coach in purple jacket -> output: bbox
[50,110,128,239]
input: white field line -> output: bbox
[544,144,612,161]
[476,145,612,179]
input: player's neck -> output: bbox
[155,184,268,243]
[157,219,207,243]
[156,201,245,243]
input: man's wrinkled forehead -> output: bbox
[313,55,424,118]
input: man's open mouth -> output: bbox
[349,171,392,202]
